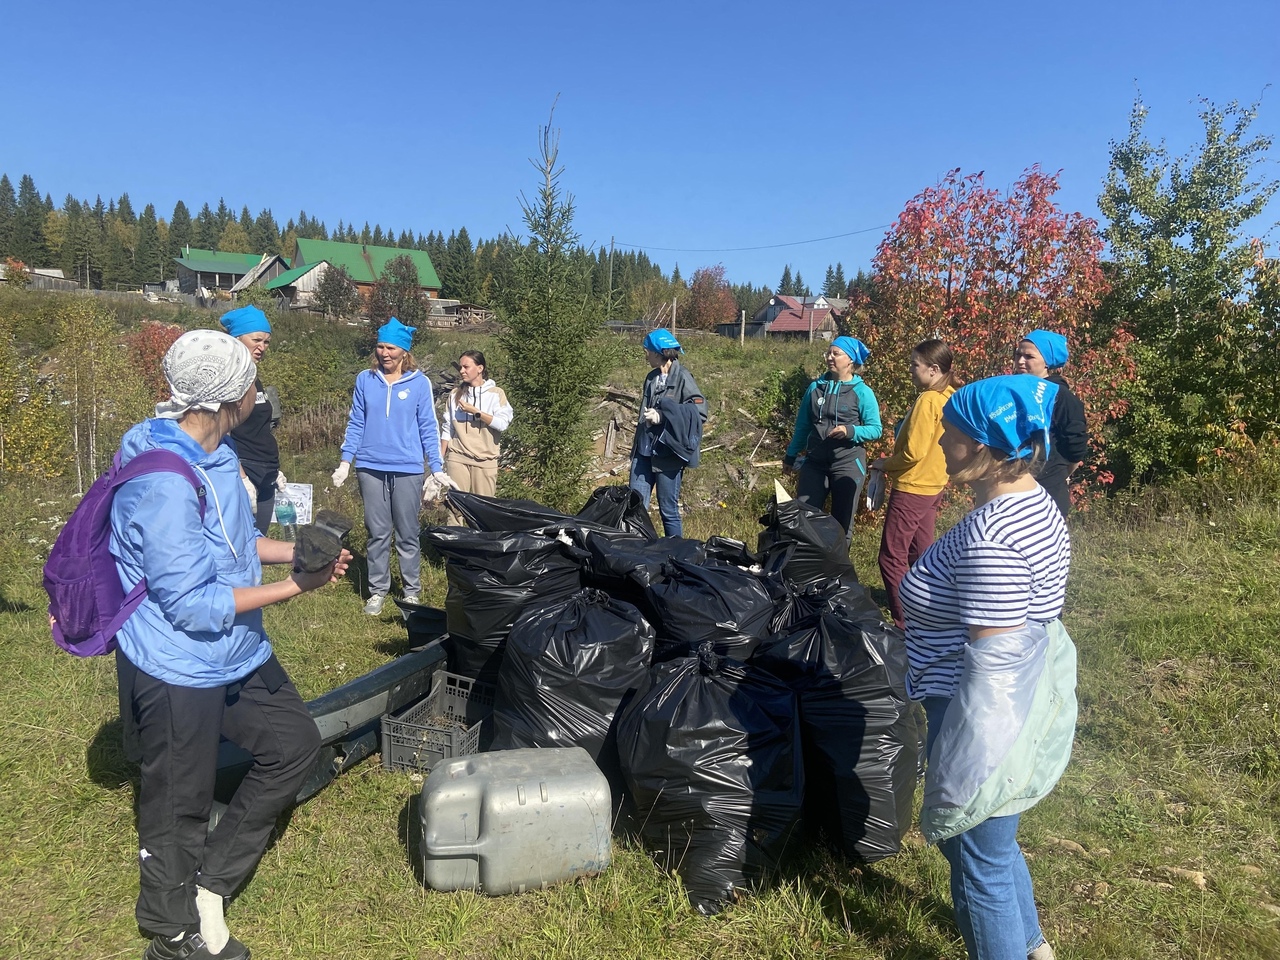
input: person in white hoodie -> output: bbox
[440,349,513,498]
[331,318,453,616]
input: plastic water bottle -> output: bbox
[276,501,297,541]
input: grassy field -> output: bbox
[1,325,1278,959]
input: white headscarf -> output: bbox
[155,329,257,420]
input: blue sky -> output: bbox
[4,0,1277,289]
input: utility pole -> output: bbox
[739,309,746,347]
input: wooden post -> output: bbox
[671,296,677,333]
[739,308,746,346]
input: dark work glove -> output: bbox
[292,509,355,573]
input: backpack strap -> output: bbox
[104,450,209,637]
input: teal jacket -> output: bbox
[784,374,882,463]
[921,619,1078,844]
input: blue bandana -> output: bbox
[1022,330,1069,370]
[377,317,415,352]
[220,305,271,337]
[643,328,682,353]
[943,374,1060,460]
[830,336,869,366]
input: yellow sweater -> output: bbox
[880,385,954,495]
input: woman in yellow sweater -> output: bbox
[871,339,962,627]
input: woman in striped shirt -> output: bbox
[899,375,1071,960]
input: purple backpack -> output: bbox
[44,450,206,657]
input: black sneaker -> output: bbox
[143,931,250,960]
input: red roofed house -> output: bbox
[752,294,845,340]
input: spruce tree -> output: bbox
[215,198,232,233]
[117,193,136,225]
[447,226,477,301]
[252,208,280,255]
[13,174,47,265]
[135,204,162,283]
[499,112,604,508]
[371,224,385,246]
[169,201,192,258]
[823,265,837,297]
[834,262,846,295]
[0,174,16,257]
[194,204,218,249]
[778,264,793,296]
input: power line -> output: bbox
[611,223,893,254]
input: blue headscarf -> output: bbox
[943,374,1060,460]
[377,317,415,352]
[643,328,683,353]
[1022,330,1069,370]
[220,305,271,337]
[830,336,869,366]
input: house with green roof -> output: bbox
[291,238,441,297]
[173,247,270,294]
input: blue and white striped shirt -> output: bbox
[900,485,1070,700]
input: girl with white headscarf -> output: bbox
[110,329,351,960]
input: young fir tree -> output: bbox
[499,111,603,509]
[777,264,794,296]
[135,204,163,284]
[194,204,218,249]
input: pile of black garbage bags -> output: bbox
[423,486,920,915]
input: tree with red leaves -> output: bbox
[869,166,1135,501]
[683,264,738,331]
[123,320,184,403]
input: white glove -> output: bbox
[643,407,662,425]
[242,475,257,503]
[275,471,288,491]
[421,470,458,503]
[331,462,351,488]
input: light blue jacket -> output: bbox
[340,368,443,474]
[921,619,1078,844]
[109,418,271,688]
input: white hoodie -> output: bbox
[441,378,513,462]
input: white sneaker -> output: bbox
[363,594,386,616]
[1029,943,1055,960]
[402,594,420,606]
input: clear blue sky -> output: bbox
[4,0,1277,289]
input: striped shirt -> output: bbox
[899,484,1070,700]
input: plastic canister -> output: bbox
[419,746,612,895]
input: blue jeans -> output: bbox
[629,456,683,537]
[924,697,1046,960]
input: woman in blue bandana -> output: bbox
[331,318,452,615]
[220,305,285,534]
[629,329,706,537]
[898,375,1075,960]
[1013,330,1089,517]
[782,336,882,539]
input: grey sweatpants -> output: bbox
[357,468,425,596]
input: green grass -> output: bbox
[2,330,1279,958]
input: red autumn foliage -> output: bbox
[123,321,185,402]
[866,167,1137,504]
[683,265,739,331]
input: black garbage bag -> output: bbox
[751,611,917,863]
[704,535,759,568]
[422,527,585,684]
[582,532,706,591]
[757,495,858,585]
[444,490,576,533]
[576,484,658,539]
[617,642,805,914]
[491,589,654,799]
[646,558,777,661]
[770,576,883,634]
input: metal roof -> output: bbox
[293,238,440,288]
[174,248,265,275]
[265,262,324,290]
